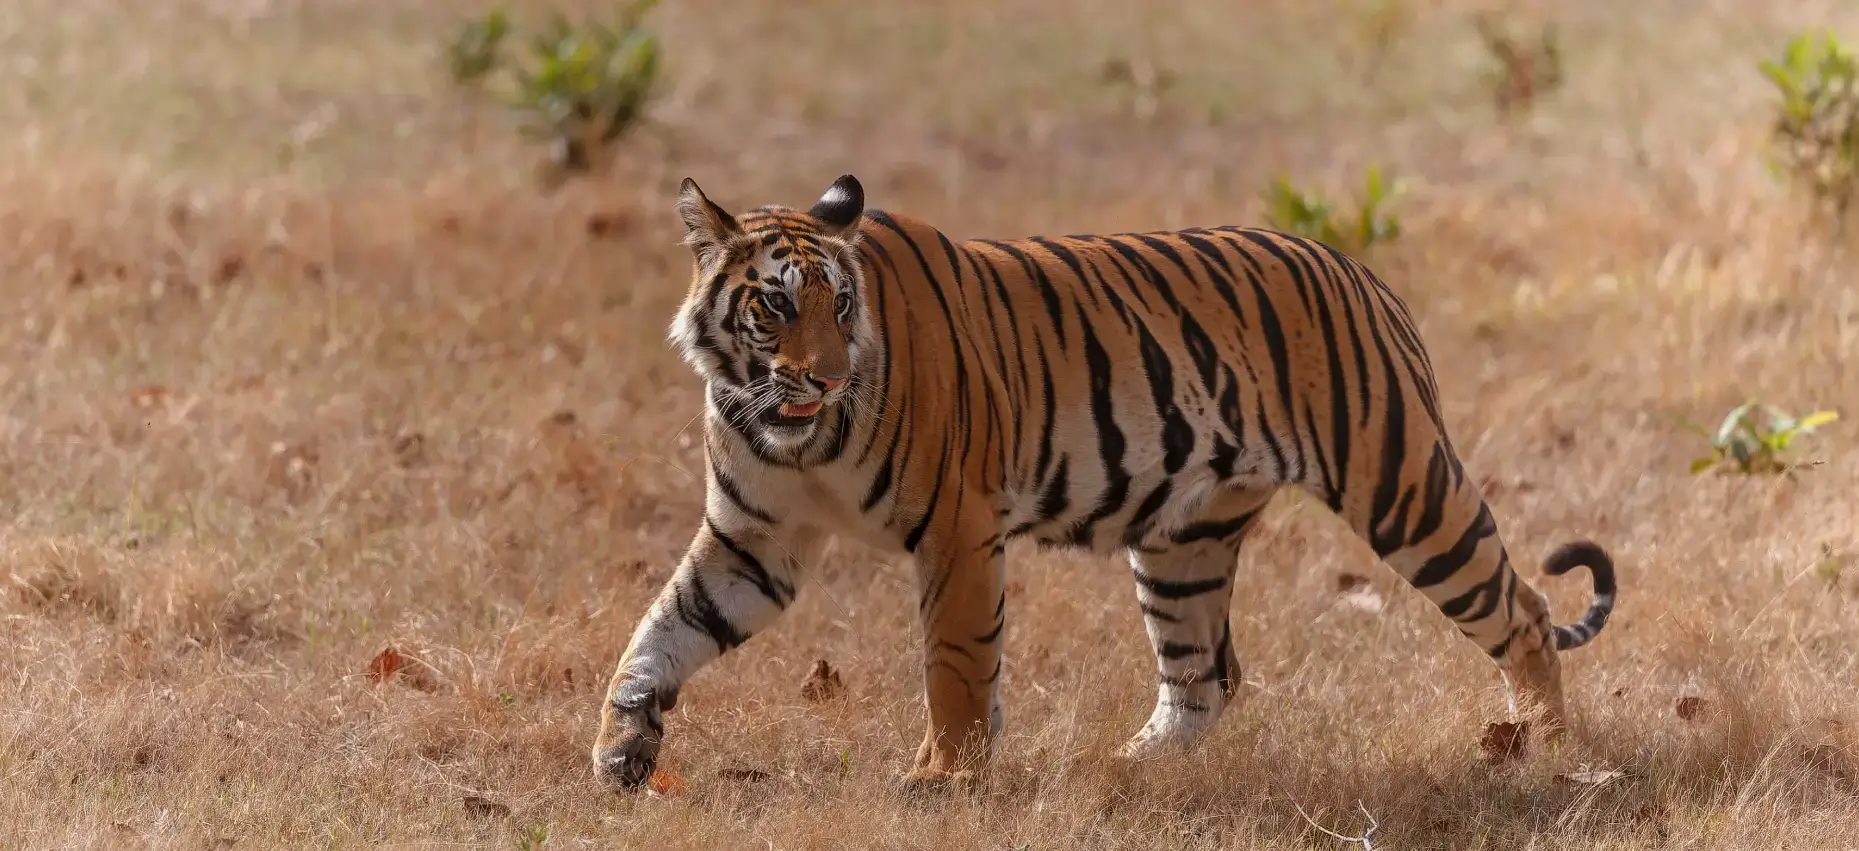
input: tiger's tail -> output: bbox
[1543,540,1616,651]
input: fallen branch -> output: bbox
[1291,798,1381,850]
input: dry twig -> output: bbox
[1291,799,1381,850]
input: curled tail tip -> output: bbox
[1544,538,1617,651]
[1544,540,1616,589]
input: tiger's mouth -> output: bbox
[763,400,823,429]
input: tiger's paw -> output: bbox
[899,767,980,798]
[1117,721,1201,763]
[592,729,660,790]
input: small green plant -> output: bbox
[1473,14,1564,118]
[443,1,662,182]
[1812,542,1849,589]
[516,823,549,851]
[446,6,511,87]
[506,2,661,172]
[1681,400,1839,475]
[1759,30,1859,217]
[1262,165,1406,255]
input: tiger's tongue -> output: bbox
[780,401,822,418]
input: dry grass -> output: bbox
[2,0,1858,848]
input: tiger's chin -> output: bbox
[756,400,824,447]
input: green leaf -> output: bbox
[1689,456,1718,475]
[1715,401,1756,446]
[1798,410,1840,431]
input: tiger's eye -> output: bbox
[760,290,793,316]
[834,292,853,317]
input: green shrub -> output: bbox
[1681,399,1839,476]
[1759,30,1859,217]
[1262,165,1406,255]
[445,6,511,87]
[444,1,662,181]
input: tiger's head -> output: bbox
[668,174,873,450]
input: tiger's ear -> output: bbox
[675,177,741,266]
[808,174,865,237]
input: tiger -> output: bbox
[591,173,1617,791]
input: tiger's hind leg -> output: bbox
[1345,449,1572,734]
[1120,488,1274,760]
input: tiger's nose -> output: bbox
[806,372,847,393]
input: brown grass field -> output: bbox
[3,0,1858,848]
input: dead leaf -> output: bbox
[461,794,510,818]
[214,254,245,285]
[1480,720,1528,763]
[1555,768,1628,788]
[1612,687,1628,698]
[585,212,632,239]
[800,659,845,703]
[367,647,407,683]
[1675,696,1708,721]
[647,768,688,797]
[1334,573,1384,613]
[365,646,438,691]
[717,767,772,783]
[129,385,170,409]
[1801,744,1859,793]
[391,431,427,468]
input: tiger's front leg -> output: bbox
[591,519,800,789]
[902,527,1007,792]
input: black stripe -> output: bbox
[1409,445,1452,547]
[1068,303,1131,544]
[1136,320,1194,474]
[1169,509,1259,545]
[1364,282,1413,557]
[985,240,1068,348]
[1139,602,1181,623]
[1132,569,1227,600]
[1177,232,1251,328]
[1123,479,1175,548]
[852,237,902,468]
[1159,641,1205,660]
[708,519,794,606]
[1223,234,1305,475]
[1438,556,1507,622]
[712,468,776,524]
[861,458,894,512]
[1209,433,1238,481]
[1105,235,1185,312]
[1008,453,1070,539]
[1212,622,1238,695]
[1277,241,1348,505]
[673,569,747,653]
[1411,502,1497,588]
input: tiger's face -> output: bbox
[668,175,872,449]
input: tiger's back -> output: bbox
[592,175,1616,791]
[851,213,1453,558]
